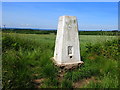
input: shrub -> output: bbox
[85,39,119,60]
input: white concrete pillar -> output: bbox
[53,16,83,65]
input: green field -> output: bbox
[3,33,117,52]
[2,33,119,89]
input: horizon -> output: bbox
[2,27,118,31]
[2,2,118,31]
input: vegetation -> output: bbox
[2,28,119,35]
[64,38,119,88]
[2,28,57,35]
[2,31,119,89]
[79,30,119,36]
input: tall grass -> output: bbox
[2,33,58,89]
[64,38,119,88]
[2,33,119,89]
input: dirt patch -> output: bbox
[88,56,96,60]
[73,77,97,88]
[32,78,45,88]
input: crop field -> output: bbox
[2,32,119,89]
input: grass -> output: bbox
[64,38,119,88]
[2,32,119,89]
[2,33,58,89]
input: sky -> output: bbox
[2,0,120,2]
[2,2,118,30]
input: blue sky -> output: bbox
[2,2,118,30]
[2,0,120,2]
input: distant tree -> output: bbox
[3,25,6,30]
[112,30,118,32]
